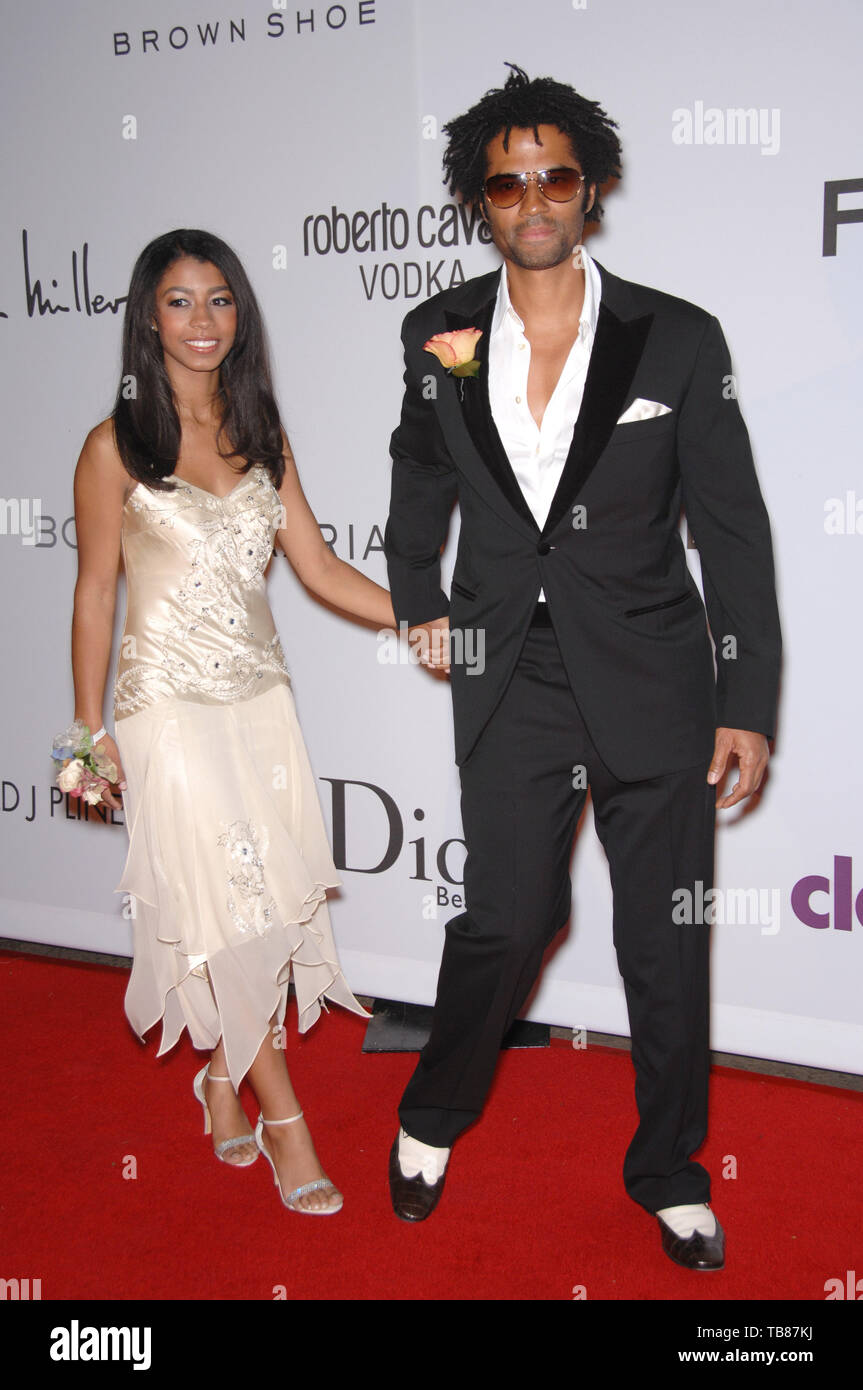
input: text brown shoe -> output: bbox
[388,1134,447,1222]
[657,1214,725,1270]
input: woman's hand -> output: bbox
[412,617,451,677]
[93,733,127,811]
[57,731,127,812]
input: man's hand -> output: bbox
[409,617,451,676]
[708,727,769,809]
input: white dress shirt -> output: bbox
[488,246,601,602]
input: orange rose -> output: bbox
[423,328,482,376]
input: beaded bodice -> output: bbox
[114,464,290,719]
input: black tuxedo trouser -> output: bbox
[398,616,716,1213]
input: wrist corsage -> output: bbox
[51,719,118,805]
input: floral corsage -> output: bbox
[51,719,119,805]
[423,329,482,398]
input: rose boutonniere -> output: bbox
[423,329,482,399]
[51,719,118,806]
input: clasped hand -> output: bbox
[409,617,451,677]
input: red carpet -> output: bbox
[2,949,860,1302]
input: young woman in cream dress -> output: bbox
[71,229,394,1214]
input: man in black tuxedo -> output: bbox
[383,66,780,1270]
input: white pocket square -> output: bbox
[616,398,672,424]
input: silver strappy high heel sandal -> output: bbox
[255,1112,343,1214]
[193,1065,258,1167]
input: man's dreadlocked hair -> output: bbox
[441,64,622,223]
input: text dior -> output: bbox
[320,779,465,883]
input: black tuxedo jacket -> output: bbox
[384,261,781,780]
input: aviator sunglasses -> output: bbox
[483,166,586,209]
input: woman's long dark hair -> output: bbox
[113,229,286,492]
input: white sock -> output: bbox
[397,1127,450,1184]
[656,1203,717,1239]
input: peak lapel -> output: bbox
[426,278,539,542]
[446,301,539,534]
[542,300,653,537]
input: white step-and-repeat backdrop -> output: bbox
[2,0,861,1073]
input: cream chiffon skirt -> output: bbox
[114,682,367,1089]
